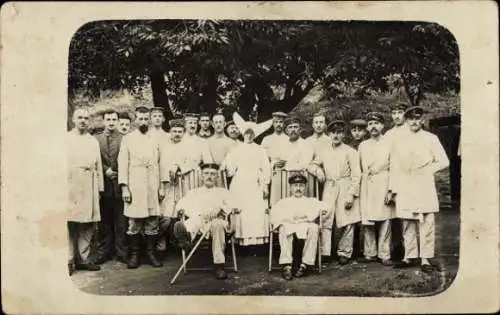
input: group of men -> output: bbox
[68,101,449,280]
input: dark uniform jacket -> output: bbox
[95,130,123,198]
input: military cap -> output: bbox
[349,119,367,127]
[169,118,185,129]
[365,112,385,123]
[285,117,301,127]
[390,102,410,111]
[118,112,131,120]
[135,106,150,113]
[200,163,220,171]
[184,112,200,119]
[288,173,308,184]
[199,112,211,118]
[272,112,288,119]
[404,106,426,119]
[151,107,164,113]
[327,120,346,132]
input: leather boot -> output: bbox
[146,235,163,268]
[127,234,140,269]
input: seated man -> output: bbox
[270,174,329,280]
[173,163,239,280]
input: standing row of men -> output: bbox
[67,101,449,279]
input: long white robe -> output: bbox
[176,186,236,235]
[390,129,449,219]
[149,128,170,146]
[68,130,104,222]
[118,130,161,218]
[311,143,361,228]
[384,124,410,193]
[262,133,289,205]
[180,134,214,193]
[306,133,331,155]
[222,142,271,245]
[358,136,395,224]
[208,134,238,166]
[270,196,329,239]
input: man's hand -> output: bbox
[177,209,186,220]
[122,186,132,203]
[263,186,269,199]
[105,168,118,180]
[344,195,354,210]
[158,188,166,202]
[232,208,242,215]
[274,160,286,169]
[384,191,396,206]
[316,171,325,183]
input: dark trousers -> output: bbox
[95,197,127,260]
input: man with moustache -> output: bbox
[68,106,104,275]
[390,107,449,272]
[93,109,127,265]
[118,106,168,269]
[270,174,329,280]
[385,102,410,260]
[358,112,395,266]
[208,113,238,166]
[149,107,170,143]
[197,112,214,139]
[118,112,132,135]
[309,120,362,265]
[181,112,213,192]
[173,163,239,279]
[261,112,290,206]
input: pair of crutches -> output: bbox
[170,169,237,284]
[267,169,323,273]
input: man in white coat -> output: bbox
[173,163,239,279]
[261,112,289,206]
[358,112,395,266]
[390,106,449,272]
[149,107,170,144]
[270,174,329,280]
[309,120,362,265]
[68,106,104,274]
[118,106,168,269]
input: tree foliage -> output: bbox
[68,20,459,123]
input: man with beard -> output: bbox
[385,102,410,261]
[118,112,132,135]
[149,107,169,143]
[280,117,315,198]
[197,112,214,139]
[390,107,449,272]
[309,120,362,265]
[261,112,289,206]
[173,163,239,279]
[68,106,104,275]
[118,106,168,269]
[93,109,127,265]
[349,118,368,150]
[358,112,395,266]
[224,120,242,142]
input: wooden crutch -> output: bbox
[315,179,323,273]
[170,228,210,285]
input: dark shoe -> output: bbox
[421,264,434,273]
[338,256,349,265]
[380,259,393,266]
[146,235,163,268]
[358,256,377,264]
[281,265,293,280]
[68,261,76,276]
[127,235,140,269]
[393,259,418,269]
[294,264,308,278]
[76,263,101,271]
[94,255,108,265]
[214,264,227,280]
[173,221,192,251]
[116,255,127,264]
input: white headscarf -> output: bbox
[232,112,273,139]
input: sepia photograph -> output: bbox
[1,2,498,314]
[68,19,461,296]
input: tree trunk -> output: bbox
[199,71,218,114]
[149,70,173,128]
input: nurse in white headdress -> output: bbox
[221,112,273,246]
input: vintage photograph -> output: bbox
[67,19,461,296]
